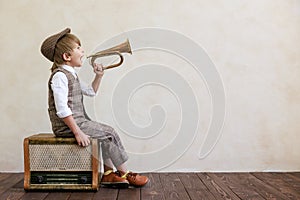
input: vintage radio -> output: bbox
[23,133,99,190]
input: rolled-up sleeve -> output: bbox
[80,81,96,97]
[51,72,73,118]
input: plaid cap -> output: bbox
[40,28,71,62]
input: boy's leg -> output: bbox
[80,121,130,188]
[103,158,127,172]
[80,121,129,166]
[104,159,114,172]
[80,121,148,187]
[101,136,129,167]
[101,158,129,188]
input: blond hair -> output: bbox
[51,33,81,72]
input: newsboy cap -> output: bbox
[40,28,71,62]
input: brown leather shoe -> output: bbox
[101,170,129,188]
[117,171,149,187]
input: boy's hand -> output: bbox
[91,63,104,93]
[74,130,90,147]
[62,115,90,147]
[93,63,104,77]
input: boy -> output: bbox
[40,28,148,188]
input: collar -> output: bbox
[61,65,77,78]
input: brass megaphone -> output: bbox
[87,39,132,70]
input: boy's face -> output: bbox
[67,42,85,67]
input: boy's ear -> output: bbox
[62,53,71,62]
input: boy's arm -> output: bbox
[51,72,90,146]
[63,115,90,147]
[91,63,104,93]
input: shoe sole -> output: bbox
[101,182,129,189]
[128,178,149,187]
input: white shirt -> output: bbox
[51,65,96,118]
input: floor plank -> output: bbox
[0,172,299,200]
[0,178,26,200]
[213,173,264,199]
[160,173,191,200]
[117,188,140,200]
[141,173,165,200]
[43,192,71,200]
[68,192,95,200]
[271,172,300,191]
[92,187,118,200]
[0,173,24,196]
[286,172,300,182]
[237,173,291,199]
[198,173,240,200]
[19,191,49,200]
[290,172,300,179]
[0,187,26,200]
[178,173,216,200]
[252,172,300,199]
[0,173,13,183]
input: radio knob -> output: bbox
[37,176,44,183]
[80,176,88,183]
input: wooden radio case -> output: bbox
[23,133,99,190]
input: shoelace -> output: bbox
[104,170,113,176]
[117,171,138,180]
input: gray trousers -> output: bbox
[79,121,129,167]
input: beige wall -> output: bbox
[0,0,299,172]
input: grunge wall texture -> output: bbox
[0,0,299,172]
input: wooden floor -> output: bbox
[0,172,299,200]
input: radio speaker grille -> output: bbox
[29,144,92,171]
